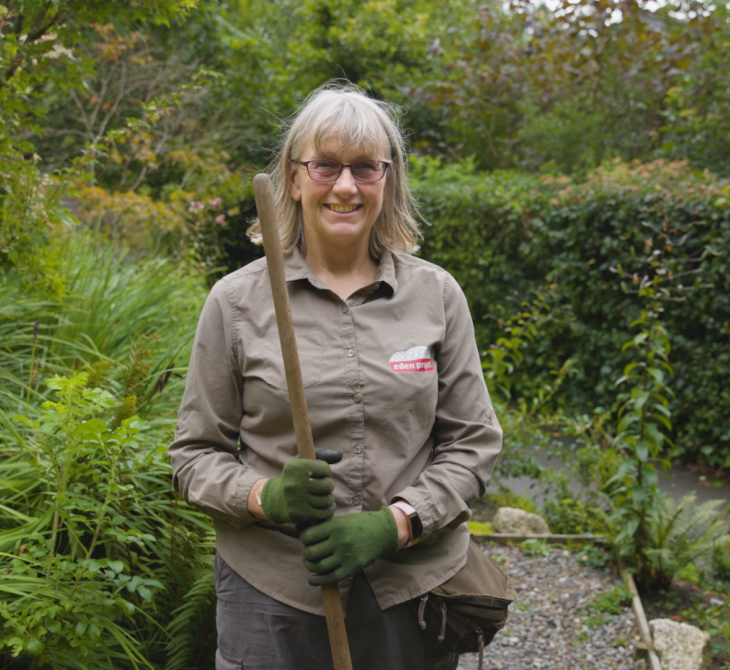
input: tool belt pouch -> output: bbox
[412,540,517,659]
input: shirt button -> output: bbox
[352,496,361,505]
[373,283,381,289]
[341,306,349,314]
[352,393,362,403]
[353,444,362,454]
[348,349,355,357]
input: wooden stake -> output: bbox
[253,173,353,670]
[472,533,608,545]
[617,557,663,670]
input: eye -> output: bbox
[353,161,379,171]
[312,160,340,170]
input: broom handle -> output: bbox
[253,173,353,670]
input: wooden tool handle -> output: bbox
[253,173,353,670]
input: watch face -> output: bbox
[409,512,423,540]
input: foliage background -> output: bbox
[1,0,729,666]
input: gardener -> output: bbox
[169,83,503,670]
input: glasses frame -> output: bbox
[292,159,391,183]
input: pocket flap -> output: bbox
[431,540,517,604]
[261,333,323,390]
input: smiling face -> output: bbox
[289,135,389,258]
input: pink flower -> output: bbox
[209,197,223,208]
[215,214,226,225]
[188,201,204,212]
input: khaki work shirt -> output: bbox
[169,248,502,615]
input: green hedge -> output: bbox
[411,158,730,469]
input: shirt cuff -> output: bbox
[234,467,266,526]
[390,500,419,547]
[390,490,433,536]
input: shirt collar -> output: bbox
[282,247,398,296]
[283,246,314,283]
[372,250,397,296]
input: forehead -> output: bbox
[301,135,388,162]
[300,118,390,158]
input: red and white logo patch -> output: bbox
[389,345,434,373]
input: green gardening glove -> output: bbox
[260,450,341,525]
[300,507,399,586]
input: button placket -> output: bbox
[339,300,364,510]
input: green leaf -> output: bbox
[617,412,637,434]
[633,390,650,410]
[647,367,664,385]
[651,413,672,431]
[25,638,44,656]
[644,468,659,488]
[108,561,125,574]
[631,485,646,504]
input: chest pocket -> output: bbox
[261,333,323,391]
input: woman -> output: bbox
[169,83,502,670]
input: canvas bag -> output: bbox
[412,540,517,669]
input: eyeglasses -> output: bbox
[292,159,391,183]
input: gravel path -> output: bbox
[456,542,648,670]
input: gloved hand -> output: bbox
[260,449,342,525]
[300,507,399,586]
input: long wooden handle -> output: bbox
[253,173,353,670]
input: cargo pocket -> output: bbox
[261,333,323,391]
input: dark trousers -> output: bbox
[215,553,458,670]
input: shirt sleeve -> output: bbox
[392,274,502,543]
[168,278,262,529]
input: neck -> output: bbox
[302,236,378,301]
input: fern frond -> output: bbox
[165,554,216,670]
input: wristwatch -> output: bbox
[390,500,423,546]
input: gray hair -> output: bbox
[247,82,422,257]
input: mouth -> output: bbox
[325,204,363,214]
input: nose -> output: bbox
[332,166,358,195]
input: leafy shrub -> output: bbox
[588,586,631,616]
[542,488,610,537]
[485,492,538,515]
[583,585,631,627]
[712,538,730,584]
[519,539,552,557]
[4,375,162,666]
[410,157,730,468]
[0,153,76,297]
[540,440,619,537]
[1,370,216,670]
[574,545,612,569]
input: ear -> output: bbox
[289,167,302,202]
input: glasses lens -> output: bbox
[351,161,384,182]
[308,160,341,182]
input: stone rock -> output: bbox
[492,507,550,535]
[649,618,711,670]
